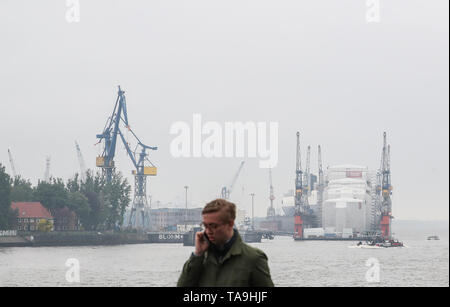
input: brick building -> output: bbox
[50,207,80,231]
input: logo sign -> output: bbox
[365,258,380,283]
[65,258,80,283]
[0,230,17,237]
[66,0,80,23]
[346,171,362,178]
[366,0,381,23]
[170,114,279,168]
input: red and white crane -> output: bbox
[379,132,393,239]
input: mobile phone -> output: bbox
[203,232,212,244]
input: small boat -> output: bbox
[241,230,262,243]
[427,235,440,240]
[349,244,384,249]
[351,237,404,248]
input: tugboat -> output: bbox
[353,236,404,248]
[239,216,262,243]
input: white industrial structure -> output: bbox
[322,165,375,236]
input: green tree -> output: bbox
[79,170,106,230]
[80,170,104,195]
[103,171,131,229]
[65,170,131,231]
[33,178,68,210]
[67,191,90,229]
[10,176,34,202]
[0,164,17,230]
[67,173,81,193]
[83,190,106,230]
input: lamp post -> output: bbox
[184,186,189,231]
[250,193,255,231]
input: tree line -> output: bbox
[0,163,131,231]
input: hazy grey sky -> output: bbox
[1,0,448,220]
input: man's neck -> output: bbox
[216,229,235,249]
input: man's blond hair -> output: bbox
[202,199,236,223]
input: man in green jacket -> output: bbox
[177,198,274,287]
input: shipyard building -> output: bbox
[272,165,377,238]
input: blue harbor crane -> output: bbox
[221,161,245,200]
[96,86,157,230]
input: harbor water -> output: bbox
[0,223,448,287]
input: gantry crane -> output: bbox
[379,132,393,238]
[294,132,316,240]
[294,132,305,239]
[267,168,276,218]
[96,86,158,230]
[75,141,87,182]
[221,161,245,200]
[373,149,383,230]
[317,145,324,228]
[304,145,311,197]
[7,149,18,178]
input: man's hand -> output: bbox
[194,231,209,256]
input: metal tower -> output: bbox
[294,132,305,239]
[44,156,51,183]
[250,193,255,231]
[96,86,158,230]
[267,168,276,218]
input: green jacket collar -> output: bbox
[206,229,243,265]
